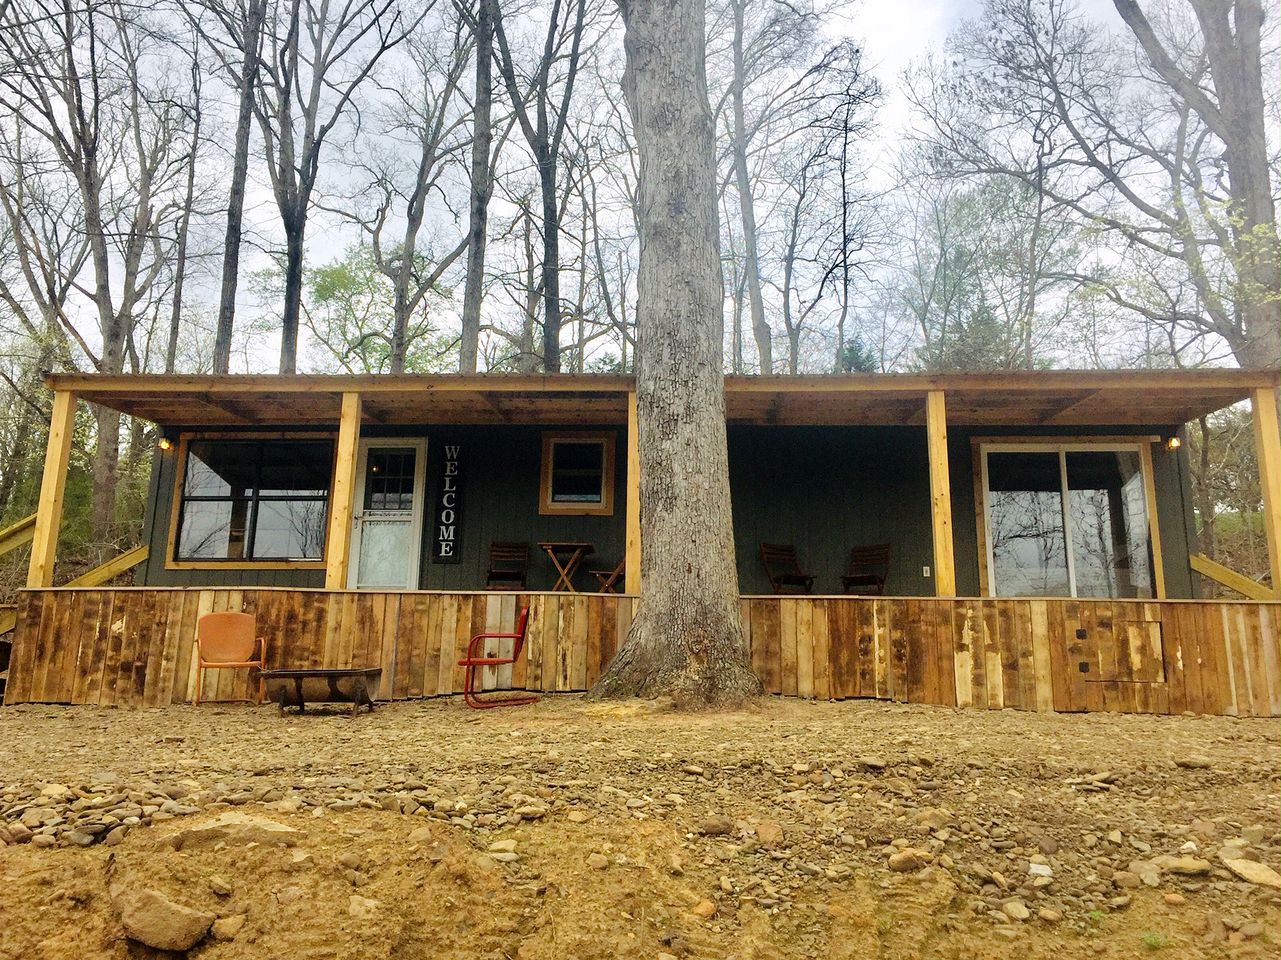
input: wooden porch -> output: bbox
[5,588,1277,717]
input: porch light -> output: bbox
[157,436,173,452]
[1166,435,1182,450]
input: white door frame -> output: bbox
[348,437,428,589]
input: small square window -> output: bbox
[540,432,615,516]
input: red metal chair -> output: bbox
[457,605,538,709]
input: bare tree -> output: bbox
[590,0,760,704]
[165,36,206,373]
[910,0,1279,372]
[1112,0,1278,370]
[457,0,495,372]
[252,0,412,373]
[190,0,268,375]
[492,0,591,372]
[336,6,473,371]
[0,0,194,540]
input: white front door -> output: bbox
[348,439,427,589]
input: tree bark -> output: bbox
[538,153,562,371]
[589,0,760,706]
[459,0,495,373]
[280,219,305,373]
[213,0,265,375]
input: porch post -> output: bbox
[27,390,77,588]
[1251,387,1281,597]
[625,390,641,595]
[325,391,362,590]
[925,390,956,597]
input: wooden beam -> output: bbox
[324,392,362,590]
[1037,388,1101,424]
[1190,553,1275,602]
[1138,442,1167,599]
[1252,387,1281,598]
[0,513,36,558]
[65,545,149,587]
[46,367,1278,398]
[625,391,641,595]
[27,390,76,588]
[925,390,956,597]
[48,372,636,395]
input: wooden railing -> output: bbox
[64,545,149,588]
[0,514,36,558]
[1190,553,1275,602]
[4,589,1278,717]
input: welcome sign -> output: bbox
[432,443,462,563]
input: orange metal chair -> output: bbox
[193,611,267,705]
[457,605,537,709]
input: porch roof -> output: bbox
[45,369,1278,428]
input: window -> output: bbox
[173,439,334,563]
[981,442,1158,599]
[364,447,417,511]
[539,432,615,516]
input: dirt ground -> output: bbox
[0,696,1277,959]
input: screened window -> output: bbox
[983,444,1155,599]
[174,439,333,562]
[539,432,615,515]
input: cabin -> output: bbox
[3,369,1279,716]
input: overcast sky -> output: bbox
[839,0,1124,185]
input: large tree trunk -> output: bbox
[590,0,760,706]
[213,0,265,375]
[538,154,562,371]
[279,218,305,374]
[459,0,495,374]
[91,406,121,548]
[1192,0,1279,371]
[390,282,411,372]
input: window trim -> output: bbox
[971,435,1166,600]
[166,431,336,570]
[539,431,616,516]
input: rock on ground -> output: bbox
[114,888,214,951]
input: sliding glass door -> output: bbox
[982,444,1156,599]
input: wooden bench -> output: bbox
[261,667,382,715]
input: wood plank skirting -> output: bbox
[740,597,1280,717]
[4,590,1278,717]
[3,590,633,708]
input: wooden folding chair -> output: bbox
[193,611,267,705]
[842,543,890,595]
[590,560,625,593]
[759,543,816,594]
[457,605,537,709]
[486,541,530,589]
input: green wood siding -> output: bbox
[728,426,936,595]
[140,424,627,592]
[415,425,626,591]
[138,420,1199,599]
